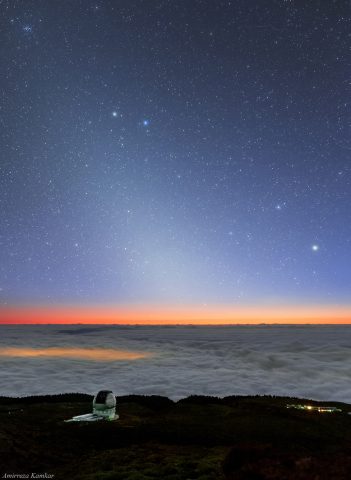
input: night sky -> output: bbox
[1,0,350,307]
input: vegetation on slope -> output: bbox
[1,394,351,479]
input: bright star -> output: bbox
[143,119,150,126]
[112,111,118,117]
[312,245,319,252]
[275,202,286,210]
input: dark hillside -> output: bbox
[1,395,351,479]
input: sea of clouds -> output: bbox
[0,325,351,402]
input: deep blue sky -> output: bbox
[0,0,350,305]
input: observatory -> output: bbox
[93,390,117,419]
[65,390,118,422]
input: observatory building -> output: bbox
[93,390,117,419]
[65,390,118,422]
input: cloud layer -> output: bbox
[0,325,351,402]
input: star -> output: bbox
[142,119,150,127]
[112,111,118,117]
[275,202,286,210]
[312,245,319,252]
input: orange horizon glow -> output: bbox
[0,346,152,361]
[0,305,351,324]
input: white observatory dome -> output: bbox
[65,390,119,422]
[92,390,117,420]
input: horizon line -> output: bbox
[1,323,351,326]
[1,305,351,324]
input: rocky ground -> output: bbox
[1,394,351,479]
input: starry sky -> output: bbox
[0,0,350,308]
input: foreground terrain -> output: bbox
[1,394,351,479]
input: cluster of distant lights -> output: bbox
[286,404,342,413]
